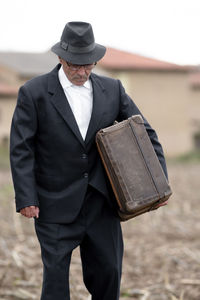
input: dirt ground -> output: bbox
[0,161,200,300]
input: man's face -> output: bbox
[59,57,95,86]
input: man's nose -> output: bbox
[77,66,86,76]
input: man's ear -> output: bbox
[58,56,63,64]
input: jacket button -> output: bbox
[83,173,88,178]
[81,154,87,159]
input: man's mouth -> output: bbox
[74,76,87,81]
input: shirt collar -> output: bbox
[58,66,92,90]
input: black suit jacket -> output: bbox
[10,64,168,223]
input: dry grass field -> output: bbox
[0,149,200,300]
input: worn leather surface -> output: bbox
[96,115,172,221]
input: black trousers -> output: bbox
[34,186,124,300]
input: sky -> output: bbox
[1,0,200,66]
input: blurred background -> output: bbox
[0,0,200,299]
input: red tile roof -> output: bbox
[99,47,193,71]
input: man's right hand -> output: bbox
[20,206,39,218]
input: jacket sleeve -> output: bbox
[10,85,39,212]
[116,80,168,179]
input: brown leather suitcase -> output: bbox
[96,115,172,221]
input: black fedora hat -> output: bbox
[51,21,106,65]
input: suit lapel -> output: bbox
[48,64,85,148]
[85,73,106,145]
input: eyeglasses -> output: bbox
[66,62,97,71]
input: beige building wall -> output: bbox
[0,97,16,143]
[188,87,200,136]
[0,66,20,145]
[106,70,196,157]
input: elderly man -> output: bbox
[10,21,168,300]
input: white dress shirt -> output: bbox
[58,66,93,140]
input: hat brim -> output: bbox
[51,42,106,65]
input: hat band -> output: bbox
[60,41,95,53]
